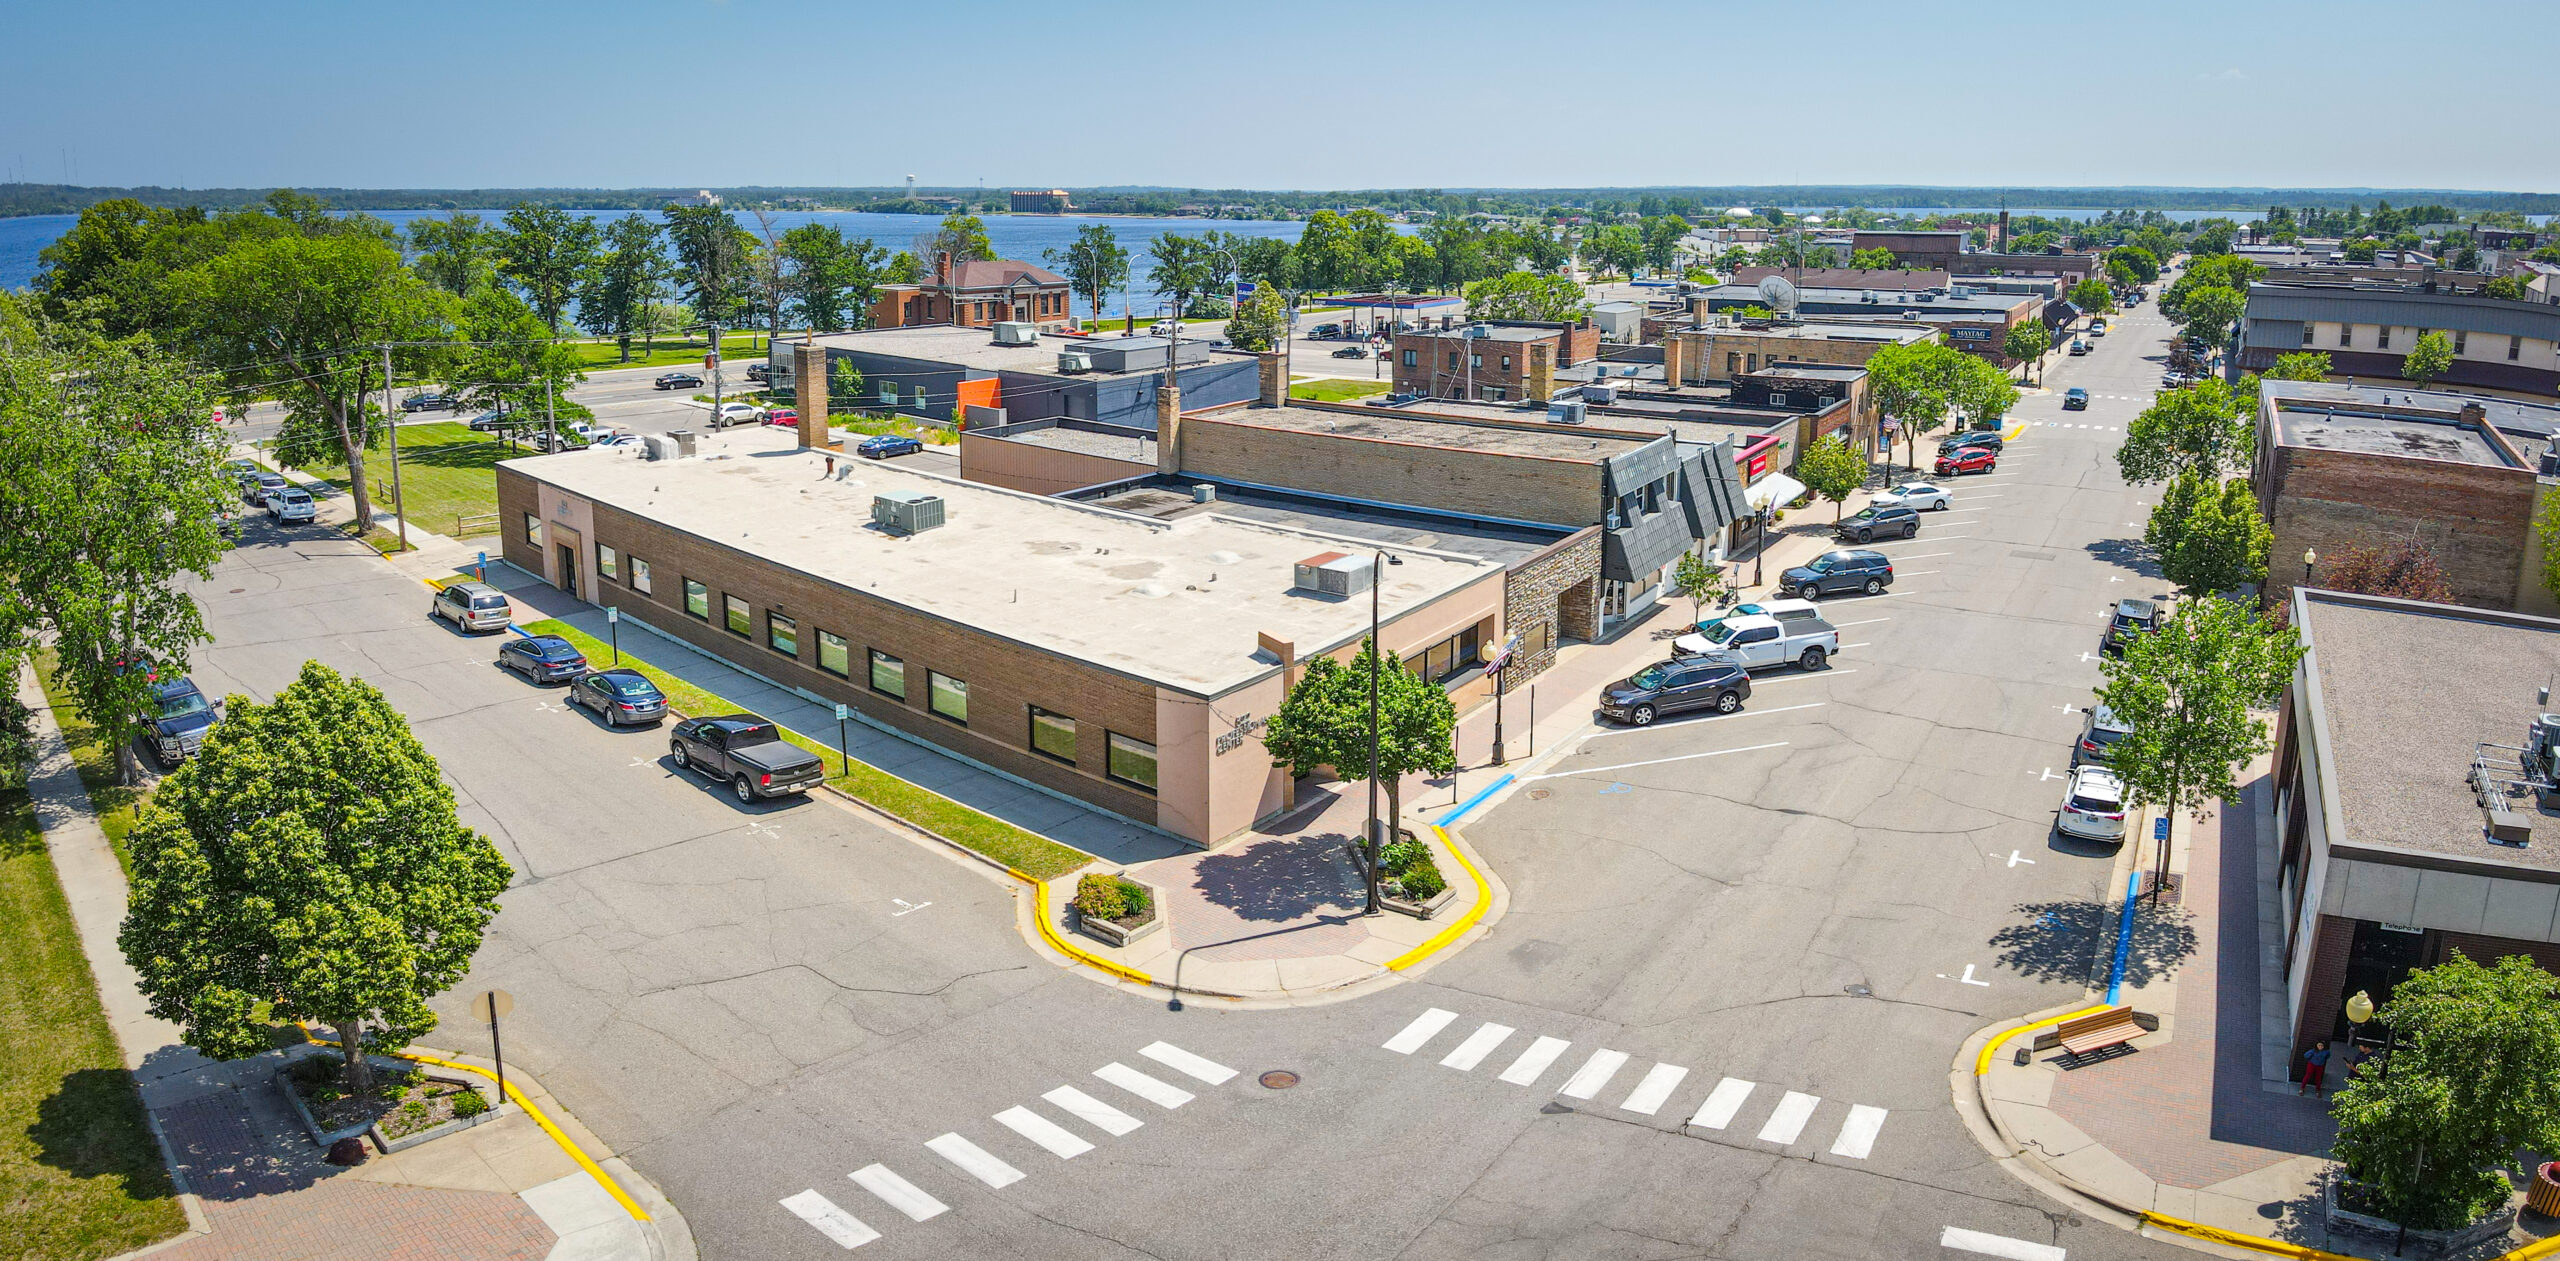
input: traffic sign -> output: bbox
[606,606,618,624]
[469,989,514,1022]
[2154,817,2170,841]
[834,704,850,722]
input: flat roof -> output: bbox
[1398,326,1558,344]
[507,429,1500,696]
[1195,403,1650,463]
[1369,396,1796,446]
[2263,385,2516,467]
[1682,321,1933,344]
[1077,478,1571,568]
[796,326,1232,378]
[1743,364,1866,382]
[2300,592,2560,874]
[984,422,1159,464]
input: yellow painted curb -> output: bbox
[2003,421,2028,441]
[1974,1004,2115,1076]
[2503,1231,2560,1260]
[2140,1212,2356,1260]
[1385,824,1491,972]
[297,1028,650,1223]
[1011,868,1155,987]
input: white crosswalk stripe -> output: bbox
[1140,1041,1237,1085]
[1940,1225,2067,1260]
[994,1105,1094,1159]
[1758,1091,1820,1144]
[781,1189,881,1249]
[1497,1036,1572,1085]
[1556,1048,1628,1099]
[1384,1007,1458,1054]
[849,1164,948,1222]
[1093,1061,1194,1109]
[1439,1022,1514,1070]
[1831,1104,1888,1159]
[1688,1077,1755,1130]
[1619,1063,1689,1116]
[1042,1085,1143,1136]
[926,1133,1024,1188]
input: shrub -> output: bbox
[1380,839,1432,875]
[1116,879,1151,920]
[1398,858,1448,901]
[1072,873,1128,922]
[450,1087,491,1118]
[397,1099,429,1124]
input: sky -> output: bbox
[5,0,2557,194]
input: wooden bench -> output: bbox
[2053,1005,2144,1064]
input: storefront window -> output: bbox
[870,650,905,699]
[1107,732,1158,792]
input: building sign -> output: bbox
[1746,449,1770,479]
[1213,712,1270,755]
[1951,327,1991,342]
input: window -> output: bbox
[1500,355,1512,371]
[1768,391,1792,408]
[1485,386,1506,401]
[523,513,541,545]
[1469,353,1482,369]
[596,544,618,579]
[1403,624,1484,684]
[1446,351,1459,370]
[2377,326,2391,350]
[683,579,709,619]
[870,649,906,699]
[2339,325,2353,347]
[2513,335,2525,361]
[1107,732,1158,792]
[1525,619,1555,656]
[631,557,652,594]
[928,671,968,723]
[2300,323,2315,346]
[817,630,849,678]
[767,611,797,657]
[723,594,751,637]
[2454,329,2468,355]
[1029,706,1077,763]
[1726,352,1740,373]
[1401,349,1416,367]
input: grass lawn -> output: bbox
[1290,378,1392,403]
[0,793,185,1259]
[522,620,1089,880]
[307,421,512,539]
[27,653,149,877]
[569,331,771,371]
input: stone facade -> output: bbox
[1500,528,1603,689]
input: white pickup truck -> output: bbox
[1673,613,1839,671]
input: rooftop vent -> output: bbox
[643,435,678,461]
[1546,400,1589,425]
[992,321,1039,346]
[1192,483,1217,503]
[1056,350,1093,374]
[1292,550,1375,598]
[871,490,946,535]
[668,429,698,458]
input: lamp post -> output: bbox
[2303,547,2319,586]
[1363,548,1384,917]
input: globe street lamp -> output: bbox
[2303,547,2319,586]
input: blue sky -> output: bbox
[5,0,2555,192]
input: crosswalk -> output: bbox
[779,1039,1239,1250]
[2026,420,2124,432]
[1380,1007,1890,1160]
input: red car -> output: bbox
[1935,447,1998,476]
[763,408,799,427]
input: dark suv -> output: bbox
[1600,657,1753,726]
[2074,703,2133,766]
[1938,428,2004,453]
[1836,504,1920,543]
[1779,549,1894,599]
[2100,597,2162,657]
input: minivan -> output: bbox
[1599,657,1753,726]
[430,580,513,633]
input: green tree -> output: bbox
[2155,477,2269,598]
[30,198,217,336]
[1587,224,1644,278]
[1260,639,1458,864]
[494,203,599,334]
[661,204,753,325]
[407,211,499,296]
[2267,350,2331,382]
[916,212,994,275]
[1951,354,2021,430]
[777,223,886,334]
[1224,283,1288,353]
[2143,469,2212,557]
[119,661,514,1105]
[578,214,671,361]
[2400,328,2455,387]
[2118,378,2252,485]
[1672,550,1729,621]
[1144,233,1214,321]
[1867,339,1969,471]
[1639,215,1690,275]
[1293,210,1360,293]
[2069,275,2114,314]
[2003,320,2050,384]
[2108,245,2161,284]
[449,290,592,446]
[2331,953,2560,1230]
[1045,223,1131,323]
[2485,275,2531,301]
[1463,271,1589,323]
[1848,247,1899,270]
[1796,434,1868,522]
[1418,218,1486,292]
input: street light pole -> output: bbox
[2302,547,2318,587]
[382,344,408,552]
[1364,548,1384,917]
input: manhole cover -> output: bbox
[1259,1071,1299,1090]
[1844,984,1872,997]
[1527,789,1551,801]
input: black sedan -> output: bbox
[497,634,589,684]
[1937,428,2005,453]
[402,393,454,412]
[1331,345,1368,359]
[569,668,668,725]
[654,372,704,391]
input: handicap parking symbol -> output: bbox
[1599,782,1633,795]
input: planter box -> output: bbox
[2324,1175,2517,1258]
[371,1085,512,1154]
[276,1050,507,1154]
[275,1064,376,1148]
[1381,882,1459,919]
[1072,875,1164,948]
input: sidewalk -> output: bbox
[16,662,694,1261]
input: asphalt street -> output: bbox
[175,300,2198,1259]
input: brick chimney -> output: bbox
[1527,343,1555,404]
[1998,209,2010,253]
[935,251,951,288]
[793,342,830,450]
[1156,384,1182,475]
[1257,351,1285,407]
[2460,401,2487,427]
[1661,335,1686,389]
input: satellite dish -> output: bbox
[1756,275,1800,315]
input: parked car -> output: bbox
[709,402,764,429]
[242,470,288,504]
[1779,549,1894,599]
[429,580,513,633]
[2063,387,2089,410]
[497,634,589,685]
[467,409,517,432]
[1935,447,1998,476]
[266,487,317,523]
[2089,319,2109,337]
[1937,428,2004,453]
[763,407,799,427]
[591,430,640,448]
[1688,598,1822,641]
[1332,345,1368,359]
[2100,596,2163,657]
[1599,656,1753,726]
[1673,613,1838,671]
[2057,765,2129,842]
[1870,481,1953,511]
[2068,339,2090,356]
[401,393,454,412]
[145,676,221,766]
[2074,703,2133,767]
[858,434,924,460]
[569,668,668,726]
[655,372,703,390]
[669,714,828,803]
[745,363,772,382]
[1835,503,1921,543]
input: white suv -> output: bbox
[2057,766,2129,841]
[266,487,317,523]
[710,402,764,429]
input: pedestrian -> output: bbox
[2298,1044,2330,1098]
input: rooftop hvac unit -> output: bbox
[992,321,1039,346]
[1293,550,1376,598]
[1547,400,1589,425]
[1056,350,1093,374]
[1191,484,1217,503]
[1861,290,1878,303]
[1465,323,1494,339]
[668,429,698,458]
[643,435,677,461]
[1901,309,1921,321]
[1582,382,1619,405]
[871,490,947,535]
[1950,285,1973,299]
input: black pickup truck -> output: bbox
[669,714,827,803]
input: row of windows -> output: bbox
[2308,323,2527,360]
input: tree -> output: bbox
[0,313,237,783]
[1224,283,1287,353]
[2266,350,2331,382]
[579,214,671,361]
[1672,550,1729,622]
[2118,378,2252,485]
[2108,245,2161,284]
[494,204,598,335]
[914,212,994,278]
[2003,319,2050,384]
[2314,539,2455,605]
[1867,339,1969,472]
[31,198,217,337]
[407,211,499,296]
[120,662,514,1106]
[1145,233,1214,322]
[2331,953,2560,1231]
[1045,223,1130,323]
[1587,224,1644,278]
[1951,355,2020,430]
[2486,275,2531,301]
[2069,275,2114,315]
[2143,469,2212,557]
[1640,215,1690,276]
[1796,434,1867,522]
[2401,328,2455,387]
[661,204,753,325]
[2154,476,2268,597]
[448,290,592,446]
[1260,639,1458,862]
[1848,247,1899,270]
[1293,210,1360,293]
[1463,271,1589,323]
[777,223,886,334]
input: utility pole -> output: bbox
[544,377,556,453]
[382,345,408,551]
[710,320,723,421]
[1364,548,1384,917]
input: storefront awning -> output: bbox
[1744,473,1807,512]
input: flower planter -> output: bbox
[371,1085,511,1154]
[1071,875,1164,948]
[276,1064,376,1148]
[2323,1174,2517,1257]
[1380,882,1458,920]
[278,1049,506,1153]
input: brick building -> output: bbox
[2251,381,2545,612]
[1851,230,1966,270]
[773,326,1256,431]
[1390,322,1601,402]
[2239,281,2560,400]
[1685,284,2040,365]
[493,428,1505,846]
[1661,320,1934,385]
[870,258,1075,330]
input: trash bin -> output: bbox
[2529,1162,2560,1217]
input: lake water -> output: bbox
[0,209,1308,319]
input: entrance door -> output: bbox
[2331,920,2428,1044]
[555,542,578,595]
